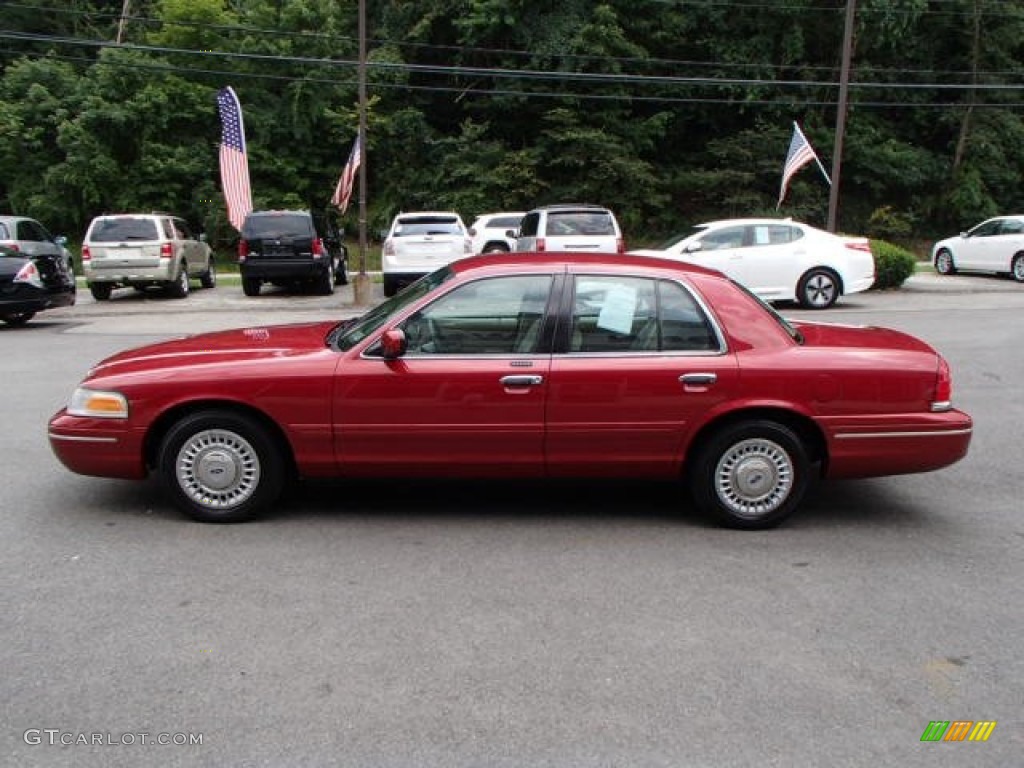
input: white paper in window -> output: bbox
[596,284,637,335]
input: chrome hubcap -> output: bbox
[1014,259,1024,281]
[715,438,794,519]
[176,429,260,510]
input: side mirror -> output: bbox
[199,233,208,242]
[960,231,968,238]
[684,241,703,253]
[506,229,519,238]
[379,229,389,241]
[55,235,68,246]
[380,328,407,360]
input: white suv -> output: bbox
[82,213,214,300]
[382,211,472,297]
[514,204,624,254]
[468,211,525,254]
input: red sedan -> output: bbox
[48,253,972,529]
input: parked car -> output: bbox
[468,211,525,254]
[81,213,215,300]
[0,243,76,326]
[0,214,73,272]
[381,211,472,297]
[237,210,348,297]
[514,204,624,254]
[630,218,875,309]
[48,252,972,529]
[931,216,1024,282]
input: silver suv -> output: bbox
[514,204,624,254]
[82,213,215,301]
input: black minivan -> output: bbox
[238,210,348,296]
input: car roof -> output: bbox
[245,210,311,217]
[697,218,801,227]
[447,251,726,280]
[396,211,461,219]
[531,204,611,212]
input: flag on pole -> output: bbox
[331,133,362,214]
[777,121,831,209]
[216,86,253,230]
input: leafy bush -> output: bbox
[870,240,918,290]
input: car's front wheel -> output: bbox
[241,276,261,297]
[797,268,840,309]
[158,410,285,523]
[688,420,811,529]
[383,276,399,298]
[1011,254,1024,283]
[935,248,956,275]
[335,253,349,286]
[317,264,334,295]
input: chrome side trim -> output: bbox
[834,428,973,440]
[48,433,118,444]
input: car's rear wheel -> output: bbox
[317,264,334,295]
[935,248,956,275]
[1011,254,1024,283]
[242,276,261,297]
[383,276,399,298]
[688,420,810,530]
[797,268,840,309]
[167,264,189,298]
[89,283,113,301]
[200,259,217,289]
[334,254,349,286]
[158,410,285,523]
[2,311,35,326]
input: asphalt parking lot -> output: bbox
[3,270,1022,767]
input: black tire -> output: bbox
[158,410,285,523]
[934,248,956,275]
[335,255,349,286]
[1011,254,1024,283]
[167,264,190,298]
[317,264,335,295]
[89,283,113,301]
[2,311,35,326]
[200,259,217,289]
[797,268,840,309]
[242,276,261,297]
[483,244,510,254]
[688,420,810,530]
[383,276,399,298]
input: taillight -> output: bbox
[14,261,43,288]
[536,237,546,252]
[932,356,953,412]
[159,243,173,259]
[384,239,395,257]
[238,239,249,262]
[845,240,872,253]
[463,237,472,255]
[616,237,625,253]
[4,243,20,252]
[312,238,325,259]
[81,244,91,262]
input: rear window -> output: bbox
[545,211,615,236]
[393,217,463,237]
[242,214,314,239]
[89,217,161,242]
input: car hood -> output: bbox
[793,320,934,353]
[87,321,339,378]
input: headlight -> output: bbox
[68,387,129,418]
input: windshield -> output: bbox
[331,267,457,350]
[729,279,804,344]
[657,226,705,250]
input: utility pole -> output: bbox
[351,0,372,305]
[117,0,130,43]
[827,0,856,233]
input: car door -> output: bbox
[681,225,746,281]
[334,273,556,476]
[990,218,1024,271]
[958,219,1001,270]
[734,224,804,300]
[545,272,739,476]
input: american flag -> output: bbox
[331,133,362,214]
[777,122,829,209]
[216,86,253,230]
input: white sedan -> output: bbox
[630,218,875,309]
[931,216,1024,282]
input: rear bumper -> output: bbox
[240,259,328,280]
[822,409,973,478]
[0,284,76,314]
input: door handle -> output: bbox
[679,373,717,387]
[500,375,544,387]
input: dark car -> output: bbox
[237,210,348,296]
[0,244,76,326]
